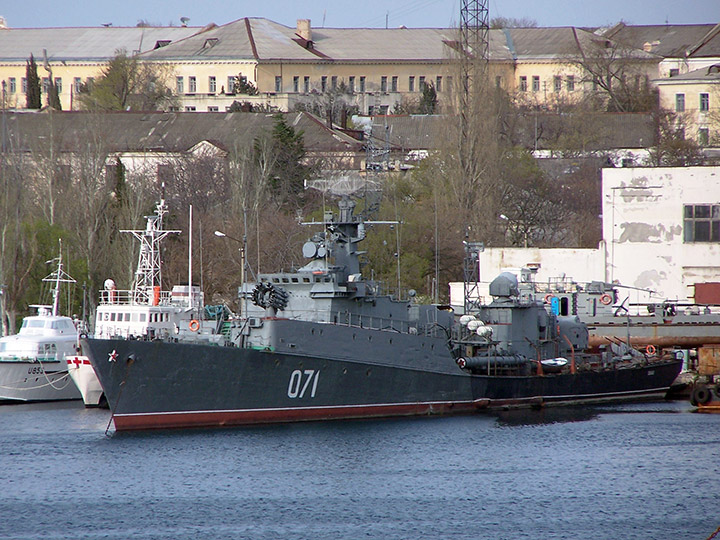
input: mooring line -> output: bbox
[105,354,135,437]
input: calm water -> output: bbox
[0,400,718,540]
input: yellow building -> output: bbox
[656,64,720,145]
[0,24,199,110]
[1,17,718,119]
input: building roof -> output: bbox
[366,112,655,153]
[655,63,720,83]
[599,23,720,58]
[367,114,452,151]
[142,17,468,63]
[2,110,363,155]
[0,18,700,67]
[0,26,201,62]
[140,18,666,65]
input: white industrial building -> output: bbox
[450,165,720,308]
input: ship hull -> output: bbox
[0,360,81,402]
[83,337,682,431]
[66,356,105,407]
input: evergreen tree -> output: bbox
[260,114,312,205]
[419,83,437,114]
[47,80,61,110]
[25,54,41,109]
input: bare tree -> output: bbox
[0,127,28,333]
[575,36,659,113]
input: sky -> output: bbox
[1,0,719,29]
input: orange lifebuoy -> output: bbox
[646,344,656,355]
[544,294,554,303]
[599,294,612,305]
[189,319,200,332]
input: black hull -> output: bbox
[83,337,683,431]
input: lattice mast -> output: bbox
[459,0,490,186]
[460,0,489,96]
[122,195,180,305]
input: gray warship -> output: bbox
[82,197,682,431]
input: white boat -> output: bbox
[0,250,82,402]
[68,196,229,407]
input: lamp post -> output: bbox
[214,230,250,317]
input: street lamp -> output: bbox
[214,230,254,316]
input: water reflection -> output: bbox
[493,406,600,426]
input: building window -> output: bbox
[519,76,527,92]
[275,76,282,92]
[566,75,575,91]
[669,68,679,77]
[331,75,337,89]
[435,76,442,92]
[209,76,216,93]
[359,76,366,92]
[684,204,720,242]
[293,76,299,93]
[8,77,15,93]
[409,76,415,92]
[392,76,398,92]
[321,76,327,92]
[675,93,685,112]
[349,76,355,93]
[700,93,709,112]
[227,76,235,94]
[380,76,387,92]
[185,106,196,111]
[304,76,310,93]
[42,77,49,93]
[553,75,561,92]
[495,75,502,88]
[73,77,82,93]
[54,77,62,93]
[188,76,196,93]
[208,106,218,112]
[699,128,709,147]
[176,76,184,94]
[21,77,27,93]
[419,76,426,89]
[532,76,540,92]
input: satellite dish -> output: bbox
[180,16,190,26]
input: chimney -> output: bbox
[297,19,312,42]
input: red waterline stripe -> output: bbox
[111,400,486,431]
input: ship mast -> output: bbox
[39,240,77,317]
[121,193,180,305]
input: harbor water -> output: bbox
[1,400,718,540]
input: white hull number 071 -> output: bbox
[287,369,320,399]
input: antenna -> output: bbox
[188,204,193,289]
